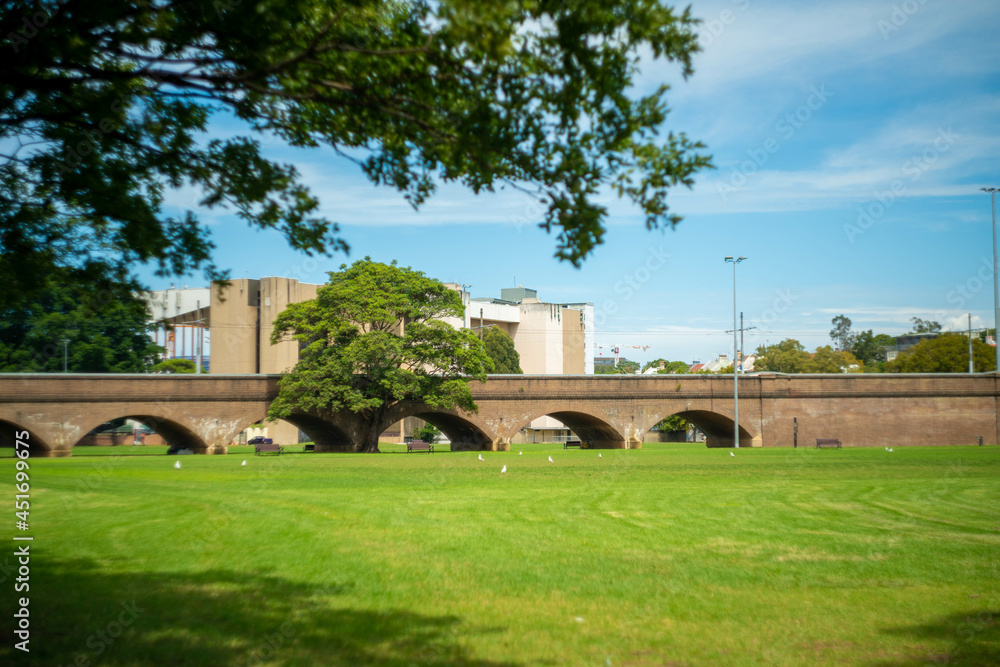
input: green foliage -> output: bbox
[829,314,855,351]
[644,358,690,374]
[885,333,995,373]
[482,326,522,374]
[2,0,710,309]
[809,346,861,373]
[755,339,860,373]
[654,414,691,432]
[850,330,897,370]
[413,424,441,444]
[595,359,640,374]
[754,339,811,373]
[267,259,493,452]
[151,358,202,374]
[910,317,943,334]
[0,273,162,372]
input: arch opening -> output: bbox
[407,412,493,452]
[0,420,53,456]
[518,411,626,449]
[280,413,357,453]
[659,410,753,448]
[74,415,210,454]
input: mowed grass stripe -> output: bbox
[4,443,998,666]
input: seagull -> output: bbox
[241,460,246,466]
[478,454,485,462]
[730,452,735,457]
[518,451,523,456]
[598,453,602,459]
[501,465,507,474]
[548,456,554,463]
[888,447,893,452]
[174,460,181,469]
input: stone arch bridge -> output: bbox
[0,373,996,456]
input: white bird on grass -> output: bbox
[730,452,735,457]
[519,451,523,456]
[241,460,246,466]
[888,447,893,452]
[174,460,181,469]
[548,456,554,463]
[501,465,507,474]
[598,453,602,459]
[478,454,485,462]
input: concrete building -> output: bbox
[143,277,594,445]
[141,286,212,370]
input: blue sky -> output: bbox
[143,0,1000,366]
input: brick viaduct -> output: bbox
[0,373,997,456]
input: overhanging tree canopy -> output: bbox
[2,0,710,308]
[267,258,493,453]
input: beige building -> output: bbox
[145,277,594,445]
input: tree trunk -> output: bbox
[359,421,381,453]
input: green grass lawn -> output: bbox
[3,444,998,666]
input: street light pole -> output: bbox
[983,188,999,373]
[60,338,70,373]
[725,256,746,448]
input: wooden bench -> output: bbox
[303,444,315,452]
[254,443,283,455]
[815,438,842,449]
[407,440,434,453]
[564,440,582,449]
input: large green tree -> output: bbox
[850,329,897,370]
[2,0,710,309]
[910,318,942,334]
[829,314,855,352]
[0,272,162,372]
[267,259,493,453]
[482,326,522,374]
[885,333,995,373]
[809,345,861,373]
[754,339,812,374]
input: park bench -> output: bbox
[815,438,842,449]
[564,440,582,449]
[254,443,283,456]
[303,444,315,452]
[407,440,434,453]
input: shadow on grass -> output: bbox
[870,608,999,666]
[1,557,518,666]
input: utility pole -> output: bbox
[725,256,747,447]
[480,308,484,341]
[726,314,757,374]
[969,314,974,374]
[61,338,70,373]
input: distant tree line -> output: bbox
[756,315,995,374]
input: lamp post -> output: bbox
[725,256,746,447]
[60,338,70,373]
[982,187,999,373]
